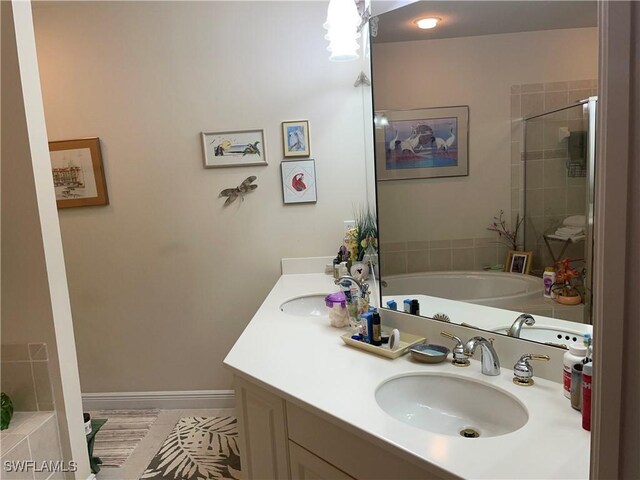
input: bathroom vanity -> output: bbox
[223,261,590,480]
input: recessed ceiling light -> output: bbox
[415,17,440,30]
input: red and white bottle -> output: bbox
[563,344,587,398]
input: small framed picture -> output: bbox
[281,120,310,158]
[281,159,317,204]
[49,137,109,208]
[201,129,267,168]
[505,251,533,274]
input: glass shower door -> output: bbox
[523,98,597,324]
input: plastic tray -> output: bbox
[340,330,425,359]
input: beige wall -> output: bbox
[32,1,370,393]
[373,28,598,252]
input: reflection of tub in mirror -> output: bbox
[382,271,543,310]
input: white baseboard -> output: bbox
[81,390,235,411]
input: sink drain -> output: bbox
[460,428,480,438]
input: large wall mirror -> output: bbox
[372,1,597,346]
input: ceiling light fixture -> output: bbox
[415,17,441,30]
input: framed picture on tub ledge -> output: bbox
[48,137,109,208]
[281,159,317,204]
[281,120,310,158]
[375,106,469,181]
[505,250,533,275]
[201,129,268,168]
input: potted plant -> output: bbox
[552,258,582,305]
[344,206,378,278]
[1,392,14,431]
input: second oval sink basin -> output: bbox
[492,326,584,345]
[280,294,329,317]
[376,373,528,438]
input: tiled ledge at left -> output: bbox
[0,412,63,479]
[1,343,54,412]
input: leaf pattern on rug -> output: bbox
[141,416,241,480]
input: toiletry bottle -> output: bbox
[410,299,420,315]
[403,299,412,313]
[371,312,382,346]
[386,300,397,310]
[338,261,349,277]
[570,363,583,411]
[543,267,556,298]
[582,333,592,363]
[360,312,372,343]
[84,413,92,435]
[582,361,592,431]
[563,343,587,398]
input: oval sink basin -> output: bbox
[376,373,528,438]
[280,294,329,317]
[492,326,584,345]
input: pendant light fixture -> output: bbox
[323,0,362,62]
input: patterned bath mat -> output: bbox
[90,409,159,467]
[141,416,241,480]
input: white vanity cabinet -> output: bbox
[234,375,450,480]
[234,375,291,480]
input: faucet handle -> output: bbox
[513,354,550,386]
[440,331,470,367]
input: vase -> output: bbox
[555,294,582,305]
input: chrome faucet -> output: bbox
[508,313,535,338]
[334,275,369,298]
[464,337,501,376]
[513,353,550,386]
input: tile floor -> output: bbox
[95,408,235,480]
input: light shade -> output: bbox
[415,17,440,29]
[374,113,389,127]
[324,0,361,62]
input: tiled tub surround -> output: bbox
[1,344,54,412]
[380,237,510,276]
[511,80,597,273]
[0,412,63,480]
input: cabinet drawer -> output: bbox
[286,402,451,480]
[289,441,354,480]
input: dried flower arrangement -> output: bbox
[487,210,525,251]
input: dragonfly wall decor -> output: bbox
[219,176,258,206]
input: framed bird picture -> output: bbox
[374,106,469,181]
[201,129,268,168]
[281,120,310,158]
[281,159,317,204]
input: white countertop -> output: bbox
[224,272,591,479]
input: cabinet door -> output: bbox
[234,375,290,480]
[289,442,354,480]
